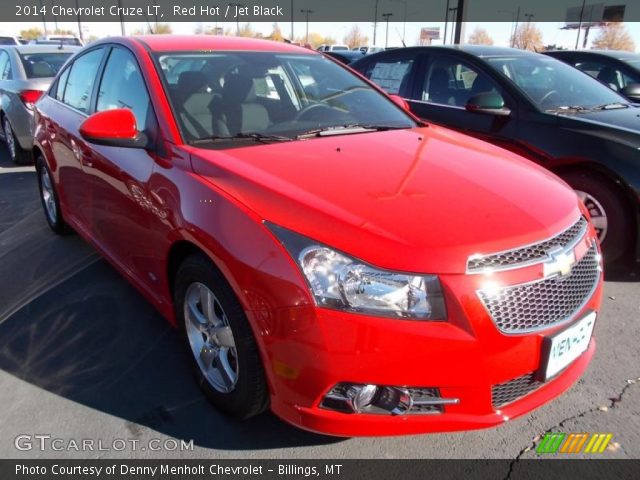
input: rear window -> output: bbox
[0,37,17,46]
[19,52,73,78]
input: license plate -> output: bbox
[541,312,596,381]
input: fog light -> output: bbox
[347,384,378,412]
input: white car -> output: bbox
[317,44,350,52]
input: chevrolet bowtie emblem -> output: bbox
[543,247,577,278]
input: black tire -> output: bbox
[560,171,632,264]
[36,155,68,235]
[174,253,269,420]
[3,115,29,164]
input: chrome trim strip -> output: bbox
[466,216,587,275]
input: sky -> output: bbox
[0,20,638,51]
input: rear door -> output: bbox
[40,47,106,230]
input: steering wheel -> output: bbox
[295,103,333,121]
[539,90,560,107]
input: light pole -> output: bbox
[390,0,407,45]
[37,0,48,35]
[575,0,587,49]
[300,9,313,43]
[448,7,457,44]
[75,0,83,42]
[290,0,294,40]
[443,0,450,45]
[382,13,393,48]
[373,0,379,46]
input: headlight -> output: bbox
[267,223,446,320]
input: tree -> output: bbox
[20,28,43,40]
[297,32,336,49]
[53,28,75,35]
[237,23,256,37]
[467,27,493,46]
[511,23,543,51]
[343,25,368,49]
[592,23,635,52]
[154,24,172,34]
[268,23,284,42]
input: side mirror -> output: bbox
[465,92,511,116]
[621,83,640,102]
[389,94,410,111]
[79,109,147,148]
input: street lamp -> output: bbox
[229,3,245,36]
[390,0,407,45]
[448,7,457,44]
[300,9,313,43]
[382,13,393,48]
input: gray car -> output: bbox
[0,45,80,163]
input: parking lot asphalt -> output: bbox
[0,146,638,464]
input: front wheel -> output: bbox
[174,253,269,420]
[3,115,28,164]
[560,171,632,264]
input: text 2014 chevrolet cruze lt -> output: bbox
[33,36,603,436]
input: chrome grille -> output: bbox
[492,373,542,408]
[467,217,588,273]
[478,246,600,333]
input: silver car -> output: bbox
[0,45,80,163]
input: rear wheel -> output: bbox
[174,253,269,419]
[36,156,68,234]
[3,115,28,164]
[560,171,632,264]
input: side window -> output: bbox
[0,52,8,80]
[422,57,499,107]
[0,51,11,80]
[574,60,623,91]
[63,48,104,113]
[363,55,415,95]
[53,66,70,101]
[96,47,151,132]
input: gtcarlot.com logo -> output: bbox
[537,432,613,454]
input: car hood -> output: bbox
[189,125,581,274]
[557,104,640,143]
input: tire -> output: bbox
[3,115,29,164]
[560,171,632,264]
[174,253,269,420]
[36,155,68,234]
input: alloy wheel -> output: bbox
[576,190,608,243]
[183,282,239,393]
[40,167,58,224]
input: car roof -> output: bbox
[5,45,82,54]
[359,45,540,59]
[128,35,314,54]
[547,49,640,61]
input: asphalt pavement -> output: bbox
[0,145,638,463]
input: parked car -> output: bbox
[34,36,602,436]
[0,44,79,163]
[317,44,350,52]
[32,35,83,47]
[545,49,640,102]
[354,46,385,54]
[0,36,28,46]
[325,50,365,65]
[352,45,640,264]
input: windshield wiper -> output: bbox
[192,132,293,145]
[297,123,407,139]
[591,102,629,110]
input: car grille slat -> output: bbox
[478,245,600,333]
[467,217,588,273]
[492,373,542,408]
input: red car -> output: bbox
[33,36,603,437]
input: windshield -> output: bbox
[485,55,628,111]
[156,51,415,146]
[19,52,73,78]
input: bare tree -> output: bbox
[592,22,635,52]
[343,25,369,49]
[467,27,494,45]
[511,23,544,51]
[268,23,284,42]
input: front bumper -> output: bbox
[252,247,603,437]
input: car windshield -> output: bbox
[19,52,73,78]
[485,55,629,111]
[155,51,415,146]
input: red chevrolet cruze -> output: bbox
[33,36,603,436]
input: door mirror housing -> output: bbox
[621,83,640,102]
[389,94,410,111]
[465,92,511,116]
[79,109,147,148]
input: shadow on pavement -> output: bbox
[604,253,640,283]
[0,260,342,450]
